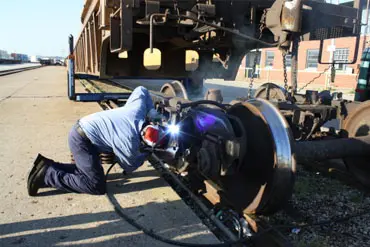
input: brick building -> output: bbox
[237,36,369,90]
[237,0,370,90]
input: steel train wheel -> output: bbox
[160,81,189,100]
[342,100,370,187]
[220,99,295,215]
[254,83,287,101]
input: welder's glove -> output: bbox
[147,109,166,124]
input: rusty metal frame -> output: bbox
[72,0,367,83]
[74,0,101,75]
[110,0,133,53]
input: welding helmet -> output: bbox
[141,124,166,147]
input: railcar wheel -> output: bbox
[342,100,370,188]
[220,99,296,215]
[160,81,189,100]
[254,83,287,102]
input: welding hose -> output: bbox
[105,162,253,247]
[177,100,228,111]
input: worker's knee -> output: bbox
[88,179,106,195]
[134,86,149,96]
[135,86,146,92]
[94,187,106,195]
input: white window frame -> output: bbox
[306,49,319,70]
[333,48,349,72]
[285,54,292,69]
[265,51,274,68]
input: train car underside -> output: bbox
[74,0,364,92]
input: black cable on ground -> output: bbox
[105,163,253,247]
[178,100,228,111]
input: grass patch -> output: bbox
[347,89,356,94]
[293,177,315,198]
[295,237,330,247]
[349,193,363,203]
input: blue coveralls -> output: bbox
[44,86,154,195]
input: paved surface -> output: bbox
[113,78,355,103]
[0,67,219,246]
[0,63,41,72]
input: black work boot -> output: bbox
[27,154,52,196]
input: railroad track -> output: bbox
[0,65,42,76]
[78,77,291,247]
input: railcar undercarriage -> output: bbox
[75,0,364,92]
[69,0,370,217]
[144,87,370,216]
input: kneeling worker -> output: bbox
[27,86,162,196]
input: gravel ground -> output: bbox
[263,164,370,247]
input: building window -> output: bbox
[246,51,261,67]
[265,51,274,67]
[334,48,349,71]
[285,54,292,68]
[361,8,370,34]
[245,51,261,78]
[306,49,319,69]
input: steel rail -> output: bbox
[0,65,42,77]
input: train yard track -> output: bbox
[77,77,370,247]
[0,65,42,77]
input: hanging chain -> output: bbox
[258,9,268,39]
[247,8,267,99]
[248,50,259,99]
[282,52,289,92]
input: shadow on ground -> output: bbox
[37,169,166,197]
[0,168,217,246]
[0,207,214,247]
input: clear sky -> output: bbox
[0,0,84,57]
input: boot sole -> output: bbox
[27,154,49,196]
